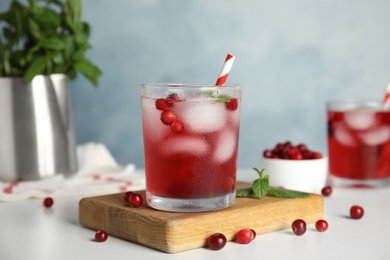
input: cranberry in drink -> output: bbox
[141,84,241,212]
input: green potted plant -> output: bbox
[0,0,101,182]
[0,0,101,84]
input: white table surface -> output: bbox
[1,168,389,260]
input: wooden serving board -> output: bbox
[79,182,323,253]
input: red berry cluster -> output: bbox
[208,228,256,250]
[93,192,144,244]
[155,93,239,134]
[263,141,323,160]
[123,191,143,207]
[155,93,184,134]
[292,219,328,235]
[290,205,364,236]
[321,187,368,210]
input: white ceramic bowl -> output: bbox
[260,157,329,194]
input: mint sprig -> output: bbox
[251,168,269,199]
[205,90,231,103]
[236,168,309,199]
[267,187,309,198]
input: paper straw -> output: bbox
[215,54,235,86]
[384,83,390,110]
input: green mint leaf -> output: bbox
[236,187,254,197]
[74,58,102,87]
[0,0,101,87]
[267,187,309,198]
[40,37,65,50]
[217,94,231,103]
[236,168,310,200]
[204,90,216,97]
[253,167,262,177]
[67,0,81,22]
[252,177,269,199]
[204,90,231,103]
[24,56,49,82]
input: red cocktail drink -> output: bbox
[141,84,241,212]
[327,100,390,187]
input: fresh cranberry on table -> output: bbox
[236,228,256,244]
[208,233,227,250]
[128,193,143,207]
[291,219,307,236]
[43,197,54,208]
[350,205,364,219]
[315,219,329,232]
[321,186,332,197]
[95,230,108,242]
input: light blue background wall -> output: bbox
[2,0,390,168]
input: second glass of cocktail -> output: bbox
[327,100,390,187]
[141,84,242,212]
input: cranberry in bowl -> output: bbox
[261,141,328,194]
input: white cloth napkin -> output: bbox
[0,143,145,202]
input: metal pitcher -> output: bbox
[0,74,78,182]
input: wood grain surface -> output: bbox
[79,182,323,253]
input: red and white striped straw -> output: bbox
[215,54,235,86]
[384,83,390,110]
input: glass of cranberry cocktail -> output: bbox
[141,84,242,212]
[327,100,390,188]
